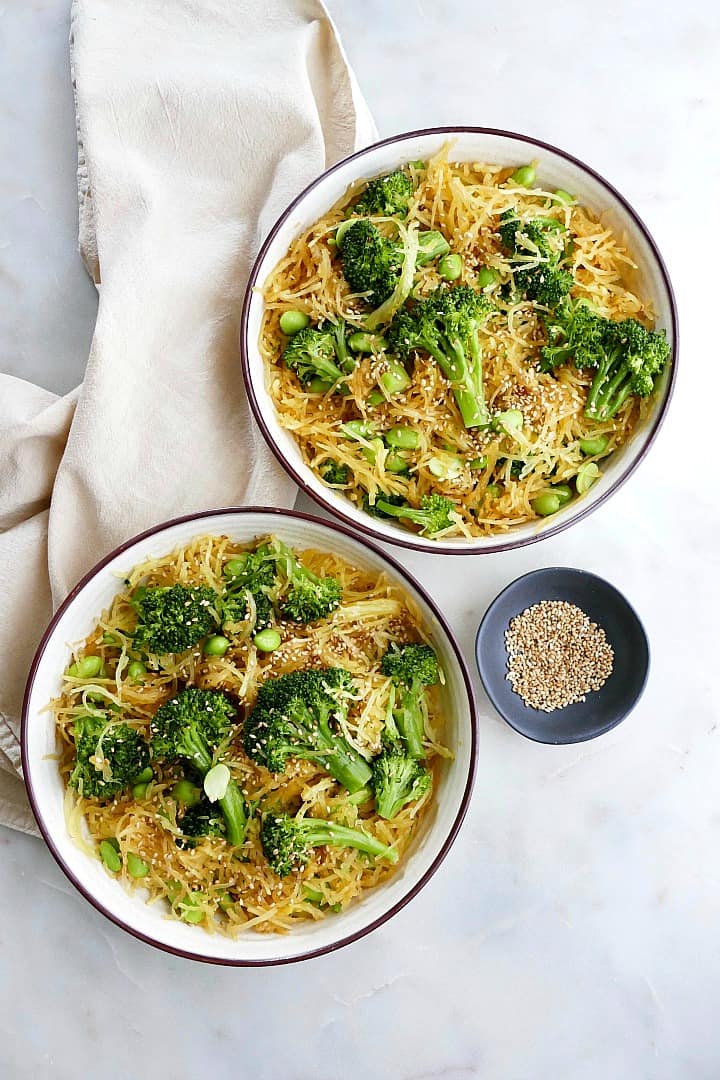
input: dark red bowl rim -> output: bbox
[240,125,679,555]
[21,506,478,967]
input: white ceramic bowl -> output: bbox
[241,127,678,555]
[22,508,477,965]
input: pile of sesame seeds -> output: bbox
[505,600,614,712]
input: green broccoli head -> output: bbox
[132,584,219,654]
[354,170,414,217]
[243,668,372,793]
[372,494,456,537]
[69,714,150,799]
[260,811,398,877]
[387,285,493,429]
[177,799,226,848]
[541,300,605,372]
[150,688,236,772]
[221,545,277,631]
[270,539,342,623]
[381,643,440,688]
[282,326,349,388]
[371,743,432,820]
[499,209,573,308]
[338,218,403,306]
[321,460,349,486]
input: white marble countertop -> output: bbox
[2,2,719,1077]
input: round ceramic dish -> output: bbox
[475,567,649,744]
[241,126,678,555]
[21,508,477,966]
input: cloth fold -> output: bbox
[0,0,376,834]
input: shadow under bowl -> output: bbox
[475,567,649,744]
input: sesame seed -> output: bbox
[504,600,614,712]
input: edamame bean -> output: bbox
[127,660,147,683]
[385,426,420,450]
[367,389,385,407]
[348,332,387,353]
[127,852,149,879]
[279,310,310,336]
[172,779,202,807]
[554,189,575,205]
[254,628,282,652]
[363,437,383,464]
[132,782,149,800]
[307,377,334,394]
[203,635,230,657]
[428,454,463,480]
[219,892,235,912]
[438,253,463,281]
[385,452,409,474]
[223,555,248,579]
[552,484,573,506]
[579,435,609,456]
[410,160,426,170]
[100,839,121,873]
[576,462,600,494]
[341,420,375,440]
[485,483,502,499]
[532,492,561,516]
[181,902,204,924]
[102,632,121,647]
[469,456,488,471]
[379,361,411,395]
[476,266,497,288]
[67,655,104,679]
[511,164,536,187]
[135,767,153,784]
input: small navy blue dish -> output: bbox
[475,567,649,744]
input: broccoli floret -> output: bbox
[243,668,372,794]
[354,170,414,217]
[221,544,278,632]
[177,799,226,848]
[372,494,456,537]
[282,325,352,389]
[499,209,573,307]
[371,743,432,820]
[339,218,404,307]
[541,299,605,372]
[584,317,670,420]
[380,643,440,758]
[541,301,670,420]
[381,643,440,687]
[69,714,150,799]
[132,584,219,654]
[270,538,342,623]
[260,811,398,876]
[387,285,493,428]
[150,688,246,845]
[321,460,349,485]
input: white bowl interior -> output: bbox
[245,129,675,552]
[24,510,474,964]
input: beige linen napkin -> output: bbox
[0,0,376,834]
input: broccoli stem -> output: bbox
[426,335,489,429]
[585,348,628,420]
[310,721,372,794]
[179,730,246,845]
[301,819,398,864]
[219,780,247,846]
[395,687,426,758]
